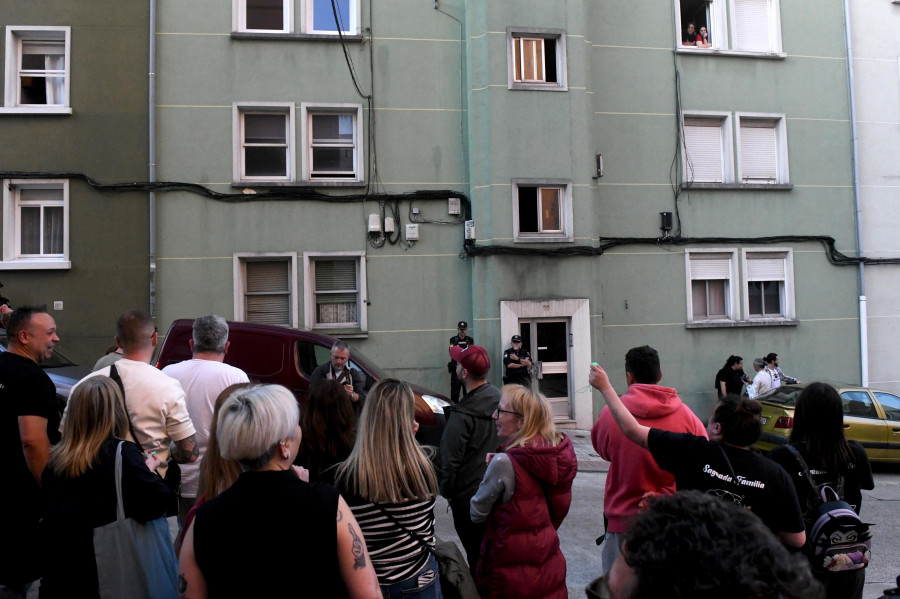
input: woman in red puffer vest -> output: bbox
[470,384,578,599]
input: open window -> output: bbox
[507,28,567,91]
[512,179,573,243]
[3,26,71,114]
[676,0,783,54]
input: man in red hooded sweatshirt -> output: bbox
[591,345,707,575]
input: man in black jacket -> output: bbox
[308,340,366,412]
[440,344,499,574]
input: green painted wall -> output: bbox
[0,2,150,365]
[153,0,860,417]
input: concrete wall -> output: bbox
[0,3,150,364]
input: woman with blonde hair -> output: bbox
[41,376,173,598]
[335,379,442,599]
[470,384,577,599]
[178,384,380,599]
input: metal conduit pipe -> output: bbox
[842,0,867,386]
[149,0,158,319]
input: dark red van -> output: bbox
[156,319,449,446]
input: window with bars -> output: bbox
[512,180,573,243]
[2,180,69,268]
[233,103,295,183]
[507,28,567,91]
[4,27,71,112]
[675,0,782,53]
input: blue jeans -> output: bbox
[380,554,442,599]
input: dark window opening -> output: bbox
[680,0,711,46]
[518,187,539,233]
[544,41,557,83]
[246,0,284,30]
[748,281,781,317]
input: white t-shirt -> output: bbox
[65,358,197,477]
[162,359,249,498]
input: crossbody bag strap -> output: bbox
[372,503,435,558]
[109,364,144,453]
[716,443,739,485]
[785,444,824,507]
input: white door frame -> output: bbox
[500,299,592,428]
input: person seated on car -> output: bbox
[178,384,380,598]
[589,364,806,550]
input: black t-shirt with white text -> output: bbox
[648,429,804,536]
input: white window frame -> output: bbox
[735,113,789,184]
[742,248,794,321]
[674,0,783,55]
[685,249,739,323]
[233,102,296,184]
[682,112,733,184]
[511,179,574,243]
[233,0,293,34]
[1,179,70,270]
[302,0,360,35]
[506,27,568,91]
[303,251,367,332]
[300,103,363,184]
[233,252,299,328]
[2,26,71,115]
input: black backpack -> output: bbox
[785,445,873,573]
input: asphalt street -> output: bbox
[434,430,900,598]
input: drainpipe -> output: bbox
[842,0,867,386]
[149,0,158,319]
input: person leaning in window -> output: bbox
[335,379,443,599]
[40,376,173,598]
[470,385,578,599]
[178,384,380,599]
[768,383,874,599]
[682,22,701,46]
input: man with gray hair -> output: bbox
[163,315,248,523]
[308,340,366,412]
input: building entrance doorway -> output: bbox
[518,319,571,420]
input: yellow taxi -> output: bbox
[753,384,900,463]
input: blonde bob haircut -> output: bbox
[336,378,438,504]
[49,376,130,478]
[217,384,299,471]
[500,384,562,450]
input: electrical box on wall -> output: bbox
[384,217,396,233]
[368,214,381,232]
[448,197,461,215]
[465,220,476,240]
[405,224,419,240]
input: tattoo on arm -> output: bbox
[177,574,187,598]
[349,524,366,569]
[172,434,200,463]
[336,509,344,523]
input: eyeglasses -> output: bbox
[493,407,521,418]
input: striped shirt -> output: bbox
[344,496,436,583]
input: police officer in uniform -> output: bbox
[448,320,474,403]
[502,334,533,386]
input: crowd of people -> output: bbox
[0,306,877,598]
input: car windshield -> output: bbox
[758,387,801,406]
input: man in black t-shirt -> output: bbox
[0,306,61,594]
[589,364,805,549]
[448,320,474,403]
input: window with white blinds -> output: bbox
[313,258,359,327]
[684,118,726,183]
[304,252,367,331]
[686,252,735,321]
[732,0,773,52]
[686,249,794,324]
[739,119,778,183]
[244,260,292,327]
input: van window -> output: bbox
[227,331,285,378]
